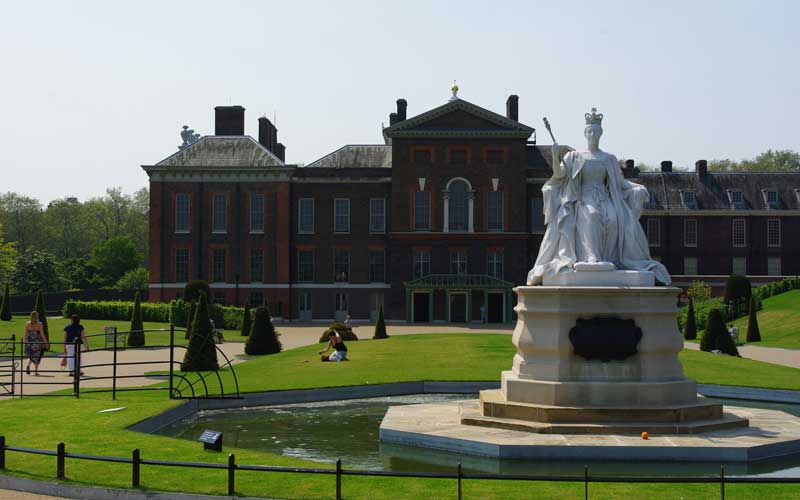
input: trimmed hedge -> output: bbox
[318,322,359,343]
[61,299,248,331]
[677,277,800,332]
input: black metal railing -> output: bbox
[0,325,240,400]
[0,437,798,499]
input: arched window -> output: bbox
[444,178,474,232]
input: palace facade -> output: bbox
[143,94,800,322]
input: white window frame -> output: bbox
[413,191,431,231]
[212,248,226,283]
[212,193,227,233]
[767,218,781,247]
[646,219,660,247]
[297,250,314,283]
[732,256,747,276]
[762,190,779,209]
[369,198,386,233]
[333,249,350,282]
[368,250,386,283]
[334,198,351,234]
[732,219,746,247]
[680,190,697,209]
[249,193,265,234]
[683,256,698,275]
[175,194,190,233]
[449,250,468,275]
[487,191,504,232]
[768,257,782,276]
[727,190,744,209]
[413,251,431,278]
[297,198,315,234]
[487,250,504,279]
[174,248,189,283]
[684,219,698,247]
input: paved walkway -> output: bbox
[0,490,66,500]
[682,341,800,369]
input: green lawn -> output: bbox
[0,316,244,347]
[729,290,800,349]
[1,334,799,499]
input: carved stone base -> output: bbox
[543,269,655,286]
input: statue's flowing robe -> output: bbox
[527,151,671,285]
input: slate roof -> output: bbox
[304,145,392,169]
[155,136,284,167]
[527,145,575,171]
[636,171,800,210]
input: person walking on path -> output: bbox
[23,311,48,376]
[63,314,89,376]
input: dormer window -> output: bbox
[727,190,745,209]
[645,191,658,209]
[680,190,697,209]
[795,189,800,208]
[762,190,779,209]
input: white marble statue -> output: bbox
[527,109,671,285]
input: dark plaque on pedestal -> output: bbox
[569,318,642,362]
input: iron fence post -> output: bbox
[169,323,175,399]
[457,462,462,500]
[0,436,5,469]
[56,443,65,480]
[13,335,19,398]
[584,465,588,500]
[720,465,725,500]
[112,327,118,401]
[132,448,140,487]
[336,458,342,500]
[228,453,235,496]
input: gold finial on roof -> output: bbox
[449,80,459,101]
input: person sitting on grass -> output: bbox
[319,330,348,362]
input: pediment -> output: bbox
[384,99,534,139]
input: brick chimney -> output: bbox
[622,159,639,178]
[258,116,278,152]
[274,143,286,162]
[389,112,399,126]
[696,159,708,181]
[396,99,407,121]
[215,106,245,135]
[506,95,519,121]
[660,161,673,173]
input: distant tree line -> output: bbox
[618,149,799,173]
[0,187,149,294]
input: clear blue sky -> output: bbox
[1,1,797,203]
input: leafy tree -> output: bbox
[181,292,218,371]
[700,308,740,356]
[724,274,752,317]
[0,224,16,287]
[0,193,44,253]
[115,267,149,290]
[0,283,11,321]
[683,297,697,340]
[45,197,86,259]
[184,281,211,304]
[89,236,142,287]
[709,150,800,172]
[11,249,62,294]
[59,257,102,290]
[245,305,282,355]
[686,280,711,303]
[373,305,388,339]
[240,303,252,336]
[34,290,49,343]
[127,291,145,346]
[746,296,761,343]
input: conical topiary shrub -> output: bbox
[240,303,252,336]
[184,300,195,340]
[181,293,218,371]
[683,297,697,340]
[245,305,282,355]
[700,308,724,352]
[0,283,11,321]
[746,296,761,343]
[372,304,388,339]
[34,290,49,345]
[127,291,145,347]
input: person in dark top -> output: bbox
[63,314,89,376]
[319,330,348,362]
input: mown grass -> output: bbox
[728,290,800,349]
[1,334,799,499]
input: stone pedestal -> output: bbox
[501,285,695,407]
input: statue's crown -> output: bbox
[585,107,603,125]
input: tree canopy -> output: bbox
[708,149,800,172]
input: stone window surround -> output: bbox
[443,177,475,233]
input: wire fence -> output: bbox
[0,326,240,400]
[1,436,798,500]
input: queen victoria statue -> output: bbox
[527,109,670,286]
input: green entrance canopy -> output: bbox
[403,274,515,290]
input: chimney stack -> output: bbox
[506,95,519,121]
[396,99,407,122]
[660,161,673,173]
[389,112,399,126]
[215,106,245,135]
[696,159,708,181]
[274,143,286,162]
[258,116,278,153]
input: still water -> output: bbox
[154,394,800,477]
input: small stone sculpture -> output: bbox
[527,109,670,285]
[179,125,201,150]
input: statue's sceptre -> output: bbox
[543,117,559,168]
